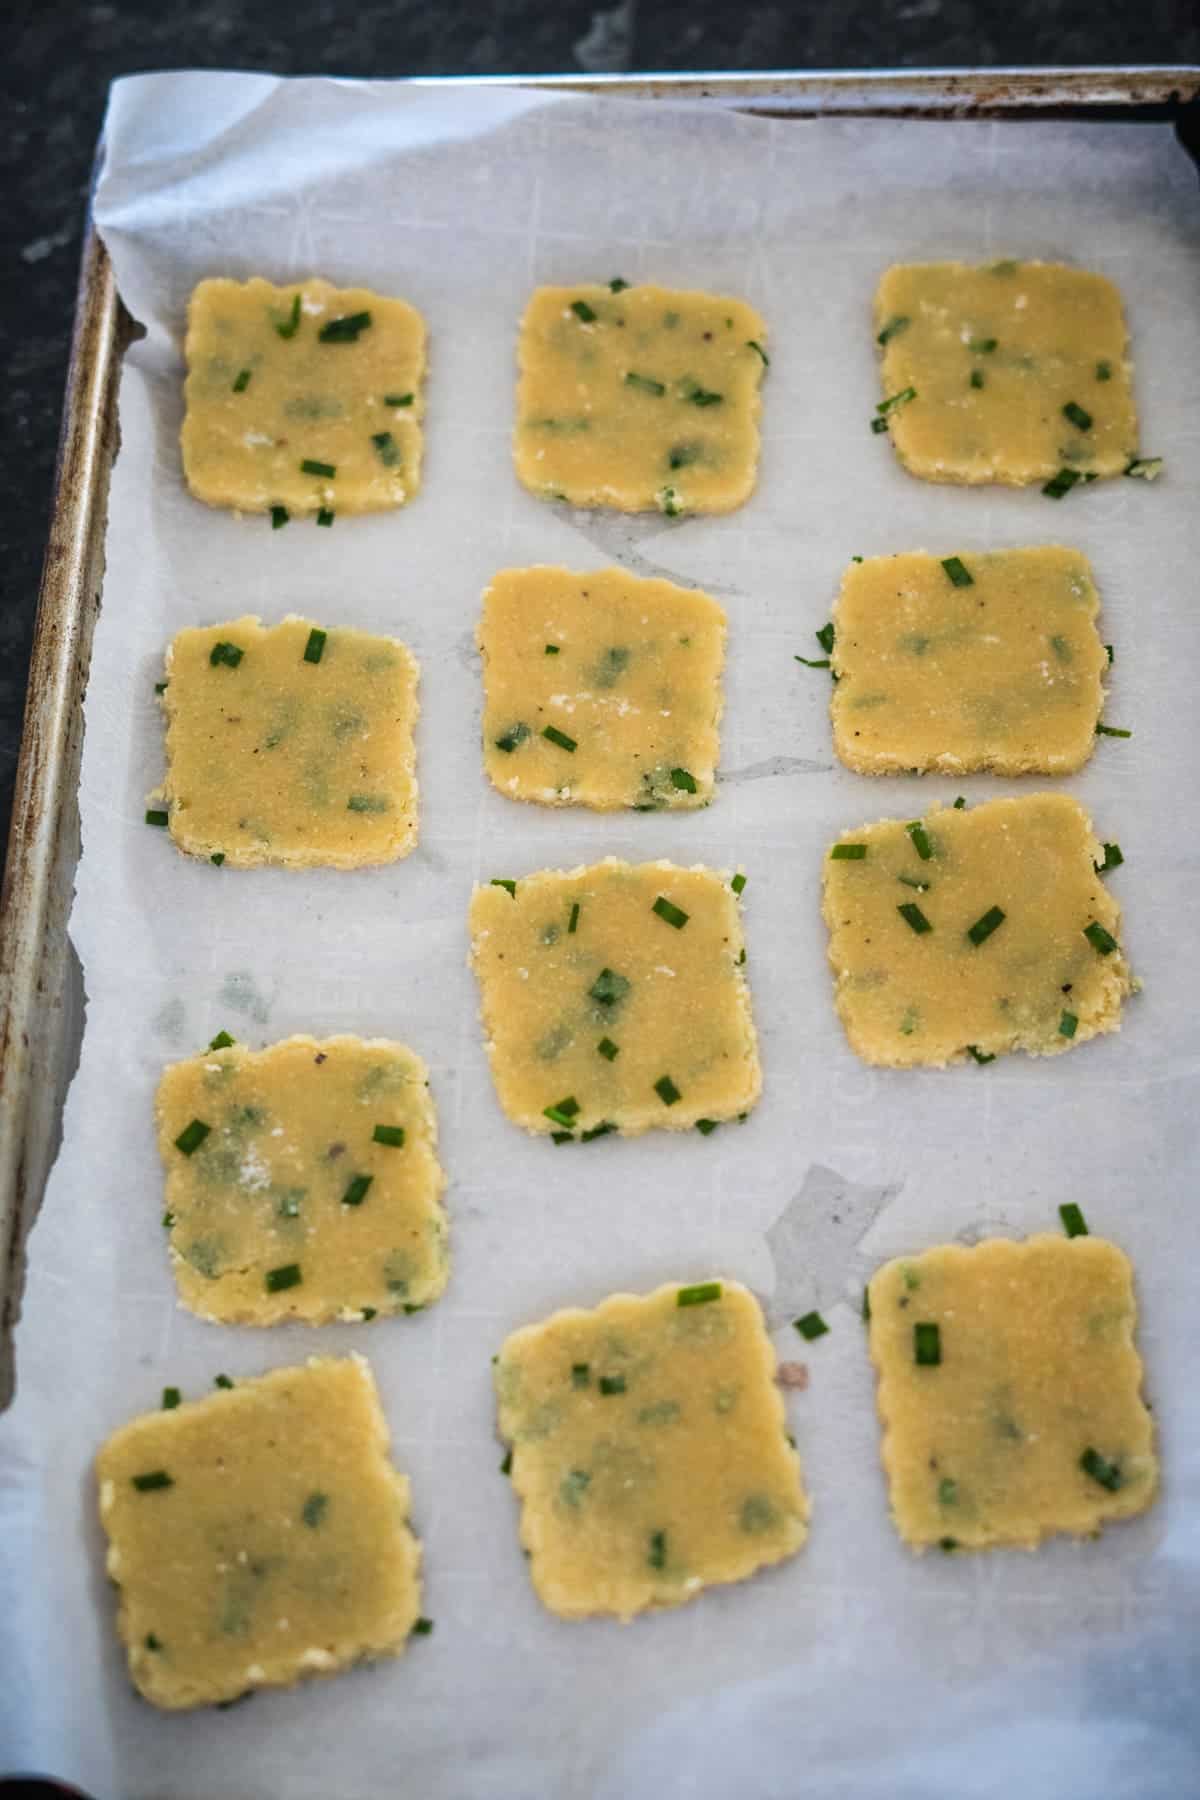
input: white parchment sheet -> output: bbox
[2,73,1199,1799]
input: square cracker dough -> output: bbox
[96,1356,423,1708]
[478,565,726,810]
[822,793,1134,1067]
[495,1279,808,1620]
[469,858,760,1137]
[157,1034,448,1324]
[831,546,1108,775]
[153,614,419,869]
[181,276,426,517]
[513,283,768,513]
[867,1235,1157,1550]
[874,261,1137,485]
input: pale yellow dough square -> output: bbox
[822,793,1134,1067]
[181,276,425,517]
[96,1356,423,1709]
[874,261,1137,485]
[478,565,726,810]
[867,1236,1157,1551]
[154,614,419,869]
[156,1034,448,1324]
[495,1280,808,1620]
[469,859,760,1137]
[513,283,768,514]
[831,546,1108,775]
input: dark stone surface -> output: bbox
[3,1,1199,869]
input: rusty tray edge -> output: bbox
[0,67,1196,1410]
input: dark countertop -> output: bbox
[3,0,1199,866]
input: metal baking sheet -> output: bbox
[2,69,1199,1799]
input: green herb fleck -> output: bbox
[906,821,934,861]
[490,878,516,896]
[232,368,252,393]
[316,508,335,527]
[1062,401,1093,432]
[967,337,998,354]
[495,722,530,754]
[500,1448,513,1475]
[265,1263,302,1293]
[209,641,244,668]
[174,1119,211,1156]
[1042,467,1082,499]
[695,1119,719,1136]
[371,430,401,467]
[597,1037,619,1061]
[678,1282,722,1307]
[300,458,336,478]
[1084,921,1118,955]
[966,1045,995,1065]
[969,369,985,390]
[1095,723,1131,738]
[794,654,831,668]
[1060,1201,1089,1238]
[731,873,746,895]
[207,1030,235,1051]
[384,392,414,407]
[214,1374,234,1389]
[346,793,388,812]
[318,311,372,342]
[967,906,1005,947]
[898,902,932,935]
[568,901,580,934]
[654,1074,681,1106]
[571,1363,590,1388]
[941,556,973,588]
[746,339,769,365]
[162,1387,181,1410]
[599,1375,627,1396]
[581,1121,616,1142]
[625,371,665,396]
[1097,842,1124,872]
[270,505,289,530]
[372,1125,406,1148]
[658,486,682,517]
[877,315,910,345]
[1080,1446,1123,1492]
[816,622,835,655]
[588,968,630,1008]
[303,628,327,665]
[412,1617,434,1636]
[543,1097,580,1129]
[669,767,697,794]
[609,277,629,292]
[145,808,169,828]
[651,894,689,930]
[1059,1011,1079,1039]
[301,1492,329,1528]
[794,1311,829,1342]
[132,1470,174,1493]
[570,299,598,323]
[830,843,867,861]
[953,796,966,809]
[542,724,577,753]
[914,1322,941,1367]
[1096,361,1112,381]
[876,387,917,416]
[274,294,301,339]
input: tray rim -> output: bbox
[1,63,1197,1406]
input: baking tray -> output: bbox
[1,65,1198,1410]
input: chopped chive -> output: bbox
[816,623,835,655]
[1096,361,1112,382]
[1080,1446,1123,1492]
[967,337,998,354]
[939,1537,958,1553]
[270,504,289,529]
[731,873,746,895]
[581,1121,617,1143]
[953,796,966,809]
[162,1387,181,1410]
[209,641,243,668]
[1097,842,1124,872]
[1095,723,1132,738]
[588,967,630,1007]
[571,1362,590,1387]
[940,556,973,589]
[145,808,168,828]
[317,511,335,534]
[544,643,560,655]
[897,875,929,892]
[570,299,598,322]
[303,627,327,664]
[300,458,336,478]
[969,368,985,390]
[207,1030,235,1051]
[372,1125,406,1148]
[232,368,252,393]
[625,371,665,395]
[966,906,1005,947]
[265,1263,302,1293]
[371,430,401,468]
[1124,456,1164,481]
[876,315,910,345]
[598,1375,627,1396]
[384,392,413,407]
[914,1322,941,1367]
[794,654,831,668]
[1062,401,1093,432]
[543,1097,580,1128]
[1084,920,1118,955]
[360,1308,377,1321]
[403,1303,424,1315]
[550,1131,575,1145]
[412,1618,434,1636]
[657,486,681,517]
[966,1045,995,1065]
[695,1119,719,1136]
[490,878,516,896]
[651,895,689,930]
[542,725,577,753]
[274,294,301,338]
[318,311,372,342]
[568,901,580,933]
[174,1119,210,1156]
[677,1282,722,1307]
[597,1037,619,1061]
[648,1529,667,1570]
[736,948,746,967]
[1059,1010,1079,1039]
[1059,1202,1089,1238]
[145,1634,163,1651]
[132,1470,173,1492]
[870,417,889,434]
[494,722,530,753]
[876,387,917,416]
[1042,467,1082,499]
[830,843,867,861]
[898,902,932,935]
[794,1311,829,1342]
[214,1374,234,1389]
[162,1211,175,1228]
[500,1448,513,1475]
[346,793,387,812]
[681,382,723,407]
[746,339,769,365]
[669,767,697,794]
[154,681,167,694]
[906,821,934,861]
[654,1075,681,1106]
[609,277,629,292]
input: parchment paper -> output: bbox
[2,73,1199,1799]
